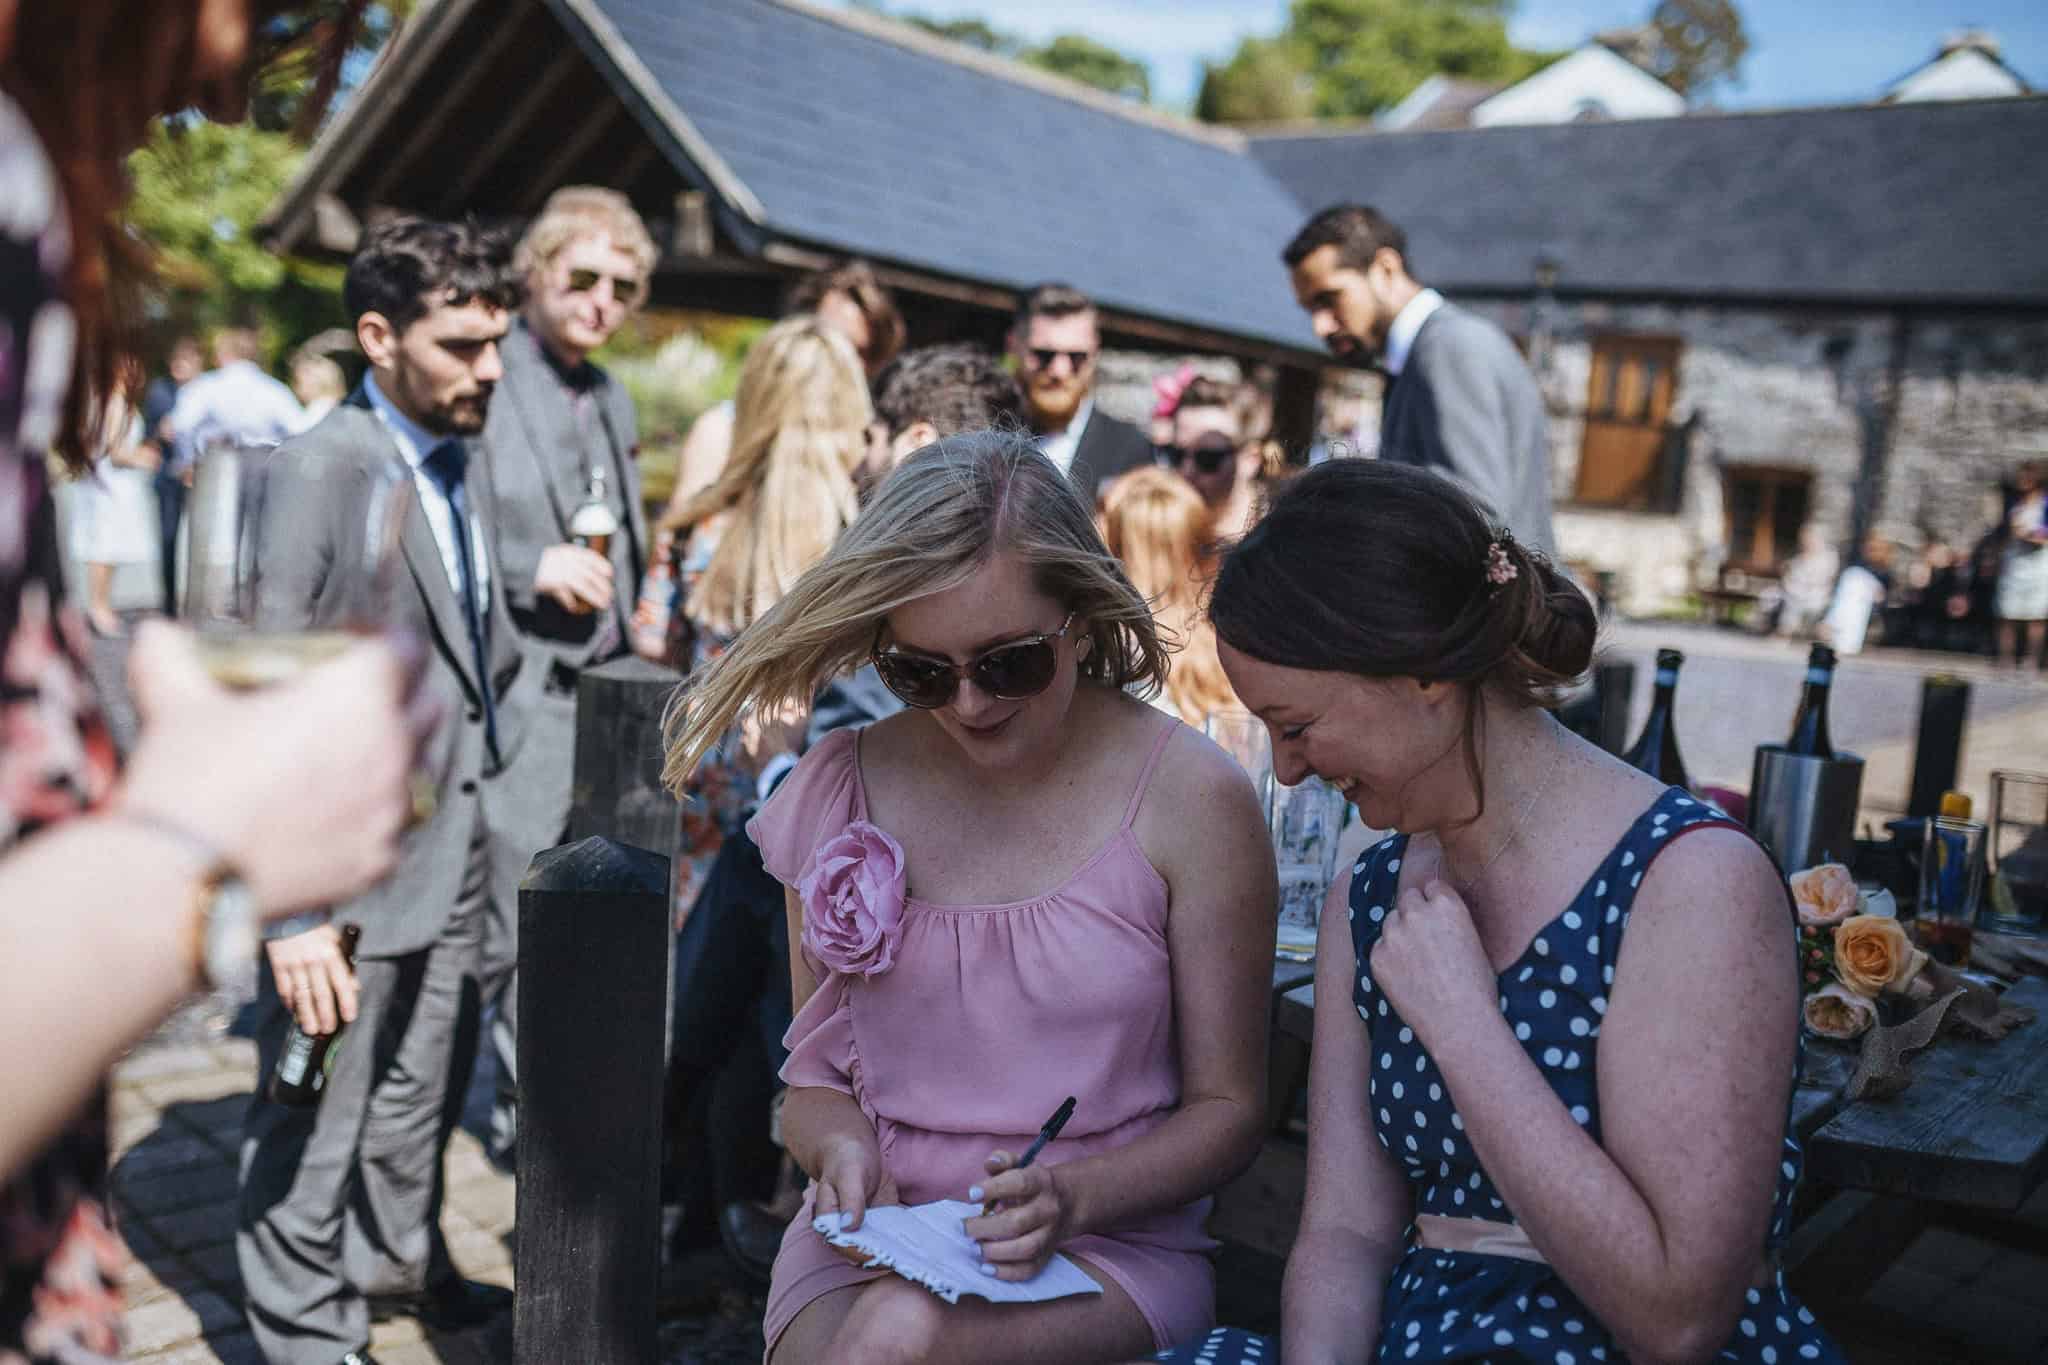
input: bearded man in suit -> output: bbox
[237,217,524,1365]
[1285,203,1556,553]
[1006,283,1156,508]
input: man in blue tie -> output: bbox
[237,218,526,1365]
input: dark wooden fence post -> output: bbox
[1594,658,1637,757]
[570,656,686,853]
[1907,674,1971,818]
[515,836,670,1365]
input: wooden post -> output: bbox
[1907,674,1970,818]
[1594,659,1637,757]
[570,655,685,855]
[514,836,671,1365]
[1270,362,1321,463]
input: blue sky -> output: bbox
[828,1,2047,112]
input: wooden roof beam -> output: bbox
[438,50,581,212]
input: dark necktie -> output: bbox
[421,439,500,764]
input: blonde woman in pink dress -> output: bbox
[665,431,1277,1364]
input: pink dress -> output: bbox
[745,717,1216,1355]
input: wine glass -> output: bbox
[185,435,438,826]
[184,434,414,682]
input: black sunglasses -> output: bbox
[873,613,1077,709]
[565,267,644,305]
[1165,441,1236,475]
[1028,348,1094,372]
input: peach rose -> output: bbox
[1790,862,1859,928]
[1802,982,1877,1040]
[1832,914,1926,997]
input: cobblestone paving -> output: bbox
[112,997,766,1365]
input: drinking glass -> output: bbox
[185,436,434,822]
[1272,777,1349,961]
[185,435,414,681]
[1204,710,1274,825]
[1985,770,2048,937]
[1917,815,1986,967]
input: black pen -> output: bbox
[975,1096,1077,1217]
[1017,1095,1077,1171]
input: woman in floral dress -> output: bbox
[0,7,417,1361]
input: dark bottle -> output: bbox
[268,923,361,1108]
[1785,644,1838,758]
[1623,649,1693,790]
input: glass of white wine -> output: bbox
[185,435,436,819]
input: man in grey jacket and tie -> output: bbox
[238,218,524,1365]
[476,187,654,1162]
[1284,203,1556,553]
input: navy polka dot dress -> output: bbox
[1159,789,1846,1364]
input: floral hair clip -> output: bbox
[1485,538,1518,588]
[1151,363,1196,422]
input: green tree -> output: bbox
[1195,36,1316,123]
[249,1,416,142]
[125,120,343,353]
[860,4,1152,103]
[1199,0,1560,124]
[1023,34,1151,102]
[1645,0,1748,96]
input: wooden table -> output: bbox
[1276,976,2048,1211]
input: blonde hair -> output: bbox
[663,432,1171,791]
[1100,468,1238,726]
[290,352,347,406]
[514,185,659,288]
[659,316,872,639]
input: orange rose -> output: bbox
[1802,982,1876,1039]
[1790,862,1859,928]
[1832,914,1925,997]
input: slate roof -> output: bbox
[1246,95,2048,307]
[574,0,1319,350]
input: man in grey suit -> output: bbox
[238,218,523,1365]
[476,187,653,1161]
[1284,203,1556,553]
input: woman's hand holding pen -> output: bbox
[963,1151,1074,1281]
[811,1130,898,1232]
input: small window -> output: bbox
[1723,467,1814,574]
[1575,335,1682,509]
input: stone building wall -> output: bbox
[1441,297,2048,612]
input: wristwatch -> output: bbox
[191,866,260,1000]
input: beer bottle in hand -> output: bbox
[1623,648,1693,790]
[570,465,620,560]
[269,923,362,1108]
[1785,644,1838,758]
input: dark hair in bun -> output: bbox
[1208,459,1595,817]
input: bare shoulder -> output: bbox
[1630,821,1792,949]
[1132,711,1271,875]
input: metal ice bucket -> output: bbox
[1748,745,1865,873]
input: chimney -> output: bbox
[1938,29,2001,61]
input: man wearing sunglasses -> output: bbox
[477,186,654,1164]
[1006,283,1156,506]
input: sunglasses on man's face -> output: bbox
[1165,441,1237,475]
[1028,348,1094,373]
[565,267,643,306]
[872,613,1077,709]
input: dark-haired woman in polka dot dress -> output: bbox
[1158,458,1845,1365]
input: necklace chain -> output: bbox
[1440,725,1560,894]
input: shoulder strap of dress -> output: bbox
[1121,713,1183,828]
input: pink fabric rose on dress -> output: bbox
[1790,862,1859,928]
[798,820,907,978]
